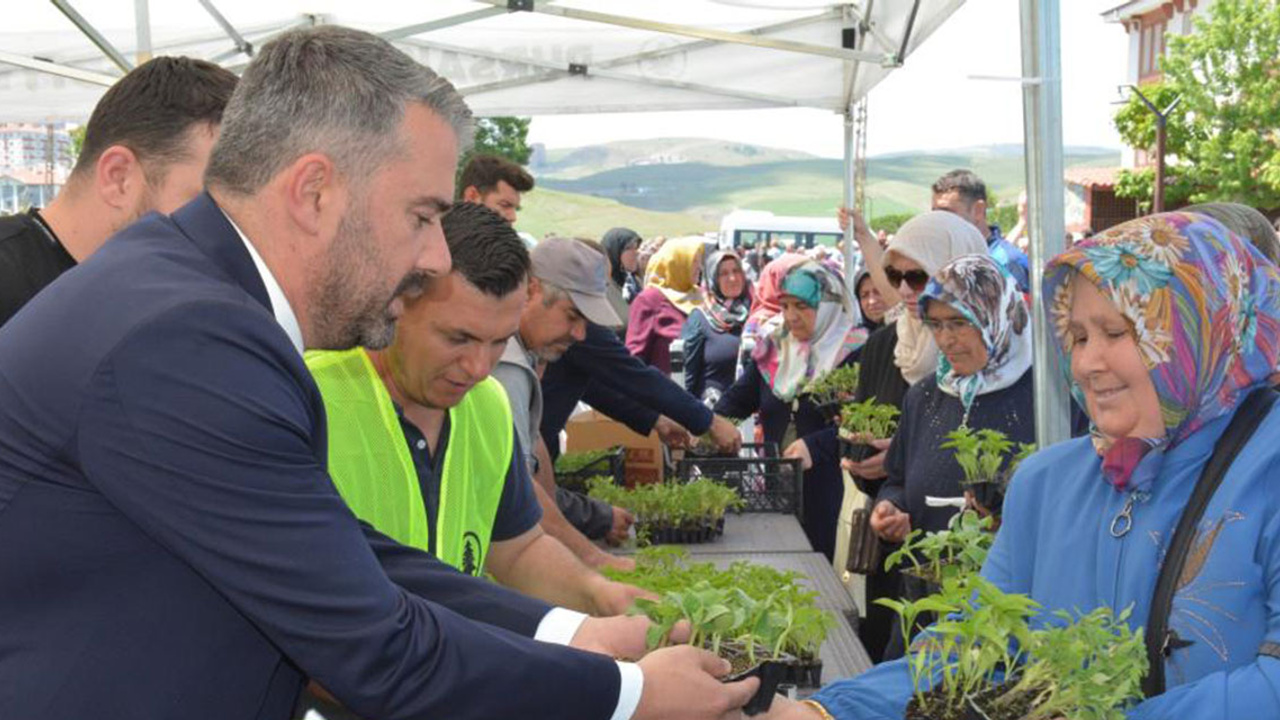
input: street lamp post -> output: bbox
[1124,84,1182,212]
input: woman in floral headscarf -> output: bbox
[871,253,1036,544]
[681,248,752,404]
[715,260,867,559]
[625,236,705,372]
[767,212,1280,720]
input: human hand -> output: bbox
[633,645,760,720]
[606,506,635,546]
[840,438,891,479]
[783,438,813,470]
[591,552,636,573]
[869,500,911,543]
[655,415,692,448]
[707,415,743,455]
[590,578,656,617]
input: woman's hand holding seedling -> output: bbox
[870,500,911,543]
[841,438,891,479]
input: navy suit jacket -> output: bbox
[540,321,713,459]
[0,194,620,720]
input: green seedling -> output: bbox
[801,364,862,406]
[837,398,899,443]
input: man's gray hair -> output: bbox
[205,25,473,195]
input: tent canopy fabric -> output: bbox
[0,0,965,122]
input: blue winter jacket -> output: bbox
[812,398,1280,719]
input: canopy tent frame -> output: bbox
[0,0,1071,446]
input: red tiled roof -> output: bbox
[1065,166,1123,190]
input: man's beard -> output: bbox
[308,202,427,351]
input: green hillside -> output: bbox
[515,186,715,240]
[535,144,1119,223]
[535,137,816,179]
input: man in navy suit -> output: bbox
[0,26,755,720]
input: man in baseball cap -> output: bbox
[492,237,636,570]
[529,236,622,335]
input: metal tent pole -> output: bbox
[134,0,151,64]
[843,106,857,298]
[1019,0,1071,448]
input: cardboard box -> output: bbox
[565,409,664,486]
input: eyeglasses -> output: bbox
[884,267,930,292]
[922,317,975,335]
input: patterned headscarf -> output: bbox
[701,249,752,334]
[919,254,1032,425]
[744,253,808,342]
[753,261,868,402]
[1044,212,1280,492]
[643,236,705,315]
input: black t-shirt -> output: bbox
[0,209,76,329]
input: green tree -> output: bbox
[1113,0,1280,210]
[69,125,86,165]
[870,212,914,234]
[466,116,532,165]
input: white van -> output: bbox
[717,210,844,251]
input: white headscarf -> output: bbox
[883,211,989,385]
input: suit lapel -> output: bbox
[171,192,273,316]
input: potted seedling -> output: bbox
[603,549,832,689]
[634,582,814,715]
[555,446,625,492]
[884,510,994,593]
[878,574,1146,720]
[801,364,861,424]
[837,398,900,463]
[588,476,743,544]
[941,428,1037,516]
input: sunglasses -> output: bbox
[884,267,930,292]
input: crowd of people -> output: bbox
[3,22,1280,720]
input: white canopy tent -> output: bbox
[0,0,1069,446]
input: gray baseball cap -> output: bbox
[531,237,623,328]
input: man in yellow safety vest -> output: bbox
[307,202,646,617]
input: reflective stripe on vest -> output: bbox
[306,348,512,576]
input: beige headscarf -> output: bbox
[643,236,706,314]
[883,211,988,385]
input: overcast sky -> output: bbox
[528,1,1129,157]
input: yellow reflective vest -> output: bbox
[306,349,512,576]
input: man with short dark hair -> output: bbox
[0,26,752,720]
[308,203,645,616]
[930,169,1031,293]
[0,55,237,327]
[458,153,535,224]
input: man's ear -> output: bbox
[526,275,541,302]
[280,152,343,239]
[462,186,483,204]
[972,198,988,224]
[94,145,145,212]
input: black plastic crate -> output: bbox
[674,443,802,516]
[554,446,626,493]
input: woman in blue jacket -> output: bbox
[765,211,1280,720]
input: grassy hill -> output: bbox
[515,186,715,240]
[533,141,1119,223]
[534,137,816,179]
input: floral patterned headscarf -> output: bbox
[743,253,808,342]
[1044,212,1280,491]
[919,254,1032,426]
[753,261,868,402]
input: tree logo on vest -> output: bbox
[461,531,484,576]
